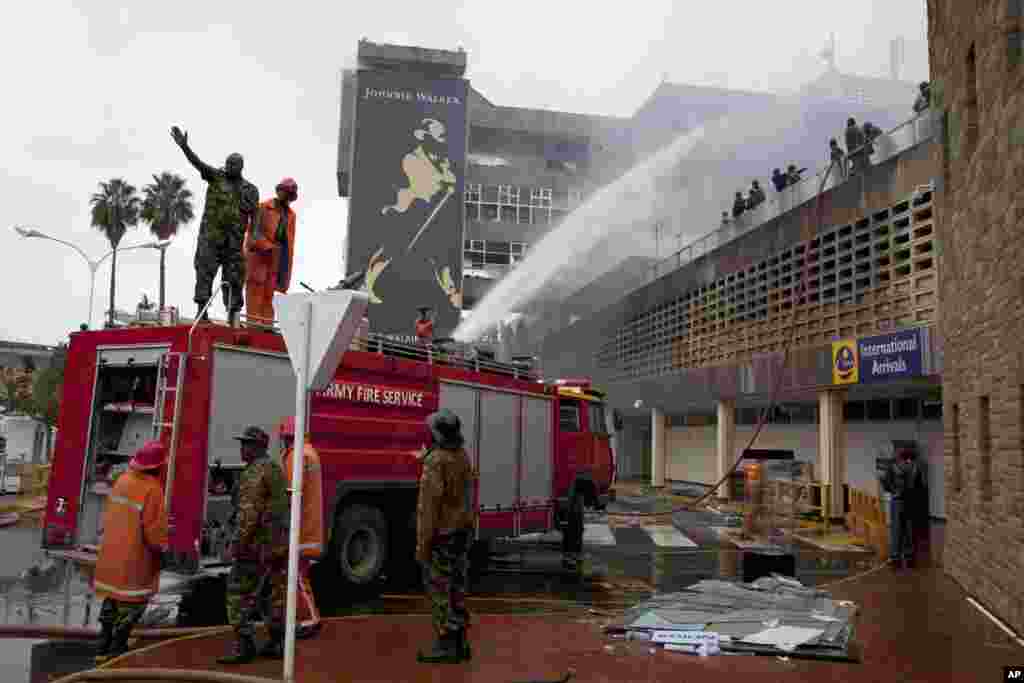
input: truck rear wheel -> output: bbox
[334,503,389,587]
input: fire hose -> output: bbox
[55,669,277,683]
[0,624,229,641]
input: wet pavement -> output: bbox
[0,528,99,683]
[3,508,1015,682]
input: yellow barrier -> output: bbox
[846,488,889,558]
[773,480,832,534]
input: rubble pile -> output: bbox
[604,574,858,661]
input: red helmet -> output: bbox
[130,441,168,471]
[279,416,296,440]
[276,177,298,201]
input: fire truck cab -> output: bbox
[42,321,615,590]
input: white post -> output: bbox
[283,300,311,683]
[716,400,735,501]
[88,265,98,329]
[651,407,666,488]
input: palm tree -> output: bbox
[141,172,195,309]
[90,178,141,327]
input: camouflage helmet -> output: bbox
[427,409,464,449]
[233,425,270,448]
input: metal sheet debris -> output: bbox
[742,626,825,651]
[604,574,858,661]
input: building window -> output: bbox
[510,242,527,264]
[463,241,524,270]
[531,188,553,208]
[979,395,992,501]
[497,185,515,204]
[965,44,979,159]
[466,183,482,202]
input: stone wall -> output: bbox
[929,0,1024,635]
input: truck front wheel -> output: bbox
[334,503,389,587]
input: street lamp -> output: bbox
[12,225,168,329]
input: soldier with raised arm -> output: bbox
[170,126,259,327]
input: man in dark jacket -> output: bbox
[786,164,804,186]
[882,449,927,569]
[732,192,746,218]
[771,168,787,192]
[913,82,931,114]
[845,118,868,176]
[416,409,477,664]
[829,139,847,180]
[746,180,765,210]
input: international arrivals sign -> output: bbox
[831,328,924,385]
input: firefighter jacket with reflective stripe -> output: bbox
[245,198,296,293]
[283,442,323,558]
[94,470,169,603]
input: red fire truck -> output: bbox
[42,320,616,589]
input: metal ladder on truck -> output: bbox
[152,352,187,509]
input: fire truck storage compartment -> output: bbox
[77,345,166,547]
[202,345,297,562]
[438,381,553,538]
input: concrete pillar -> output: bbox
[716,400,736,501]
[651,407,666,488]
[818,390,847,519]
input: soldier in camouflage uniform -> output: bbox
[416,409,477,664]
[218,426,291,665]
[171,126,259,327]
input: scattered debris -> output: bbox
[603,574,858,661]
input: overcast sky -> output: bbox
[0,1,928,346]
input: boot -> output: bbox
[417,632,460,664]
[93,621,114,664]
[297,622,322,640]
[104,628,133,662]
[258,627,284,659]
[228,310,240,328]
[196,305,209,323]
[455,629,472,662]
[217,632,257,665]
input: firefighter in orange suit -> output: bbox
[93,440,171,663]
[279,416,323,637]
[244,178,298,326]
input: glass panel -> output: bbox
[559,401,581,432]
[589,403,606,433]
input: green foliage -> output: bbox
[90,178,141,249]
[141,172,195,241]
[0,366,33,414]
[30,363,64,427]
[945,110,961,161]
[930,80,944,109]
